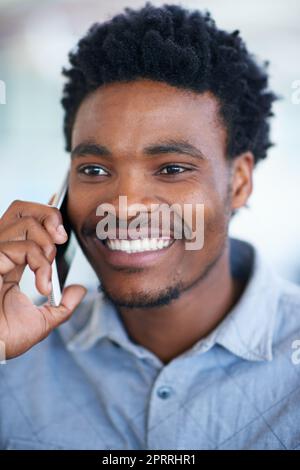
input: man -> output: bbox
[0,2,299,450]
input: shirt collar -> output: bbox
[189,238,282,362]
[58,237,283,363]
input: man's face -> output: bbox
[68,79,234,308]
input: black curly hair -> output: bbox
[61,2,278,165]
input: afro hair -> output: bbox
[61,2,278,165]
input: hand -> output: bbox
[0,198,87,360]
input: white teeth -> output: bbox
[105,237,173,253]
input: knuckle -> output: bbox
[22,215,40,230]
[50,206,63,221]
[11,199,23,207]
[42,206,62,227]
[8,199,23,211]
[25,239,41,254]
[0,251,8,264]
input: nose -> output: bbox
[107,171,158,220]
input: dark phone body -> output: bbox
[55,191,77,291]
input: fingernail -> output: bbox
[56,224,67,239]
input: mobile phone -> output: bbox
[48,171,77,307]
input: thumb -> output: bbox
[39,284,87,330]
[59,284,87,313]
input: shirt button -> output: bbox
[157,386,173,399]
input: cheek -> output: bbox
[182,184,228,246]
[179,185,217,230]
[179,198,228,277]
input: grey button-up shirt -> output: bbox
[0,237,300,450]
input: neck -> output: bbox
[116,238,245,365]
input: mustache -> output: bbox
[81,208,194,240]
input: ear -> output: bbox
[229,151,254,211]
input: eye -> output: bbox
[159,165,190,175]
[77,164,109,177]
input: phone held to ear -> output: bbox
[48,171,77,307]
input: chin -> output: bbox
[99,281,183,309]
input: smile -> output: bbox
[92,235,177,269]
[103,237,174,253]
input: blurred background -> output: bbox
[0,0,300,299]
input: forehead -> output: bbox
[72,79,226,152]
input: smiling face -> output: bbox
[67,78,252,308]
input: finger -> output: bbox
[0,216,57,262]
[0,251,15,274]
[0,240,52,296]
[0,251,15,291]
[38,284,87,331]
[0,200,68,244]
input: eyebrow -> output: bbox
[71,138,208,162]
